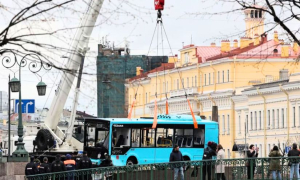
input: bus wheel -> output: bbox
[126,157,137,166]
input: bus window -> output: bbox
[131,128,140,147]
[141,128,155,147]
[194,128,205,148]
[175,129,193,147]
[112,127,131,148]
[156,128,174,147]
[87,127,96,146]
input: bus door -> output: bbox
[155,127,173,163]
[137,128,155,164]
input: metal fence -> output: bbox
[25,157,300,180]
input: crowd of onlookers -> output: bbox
[25,151,112,179]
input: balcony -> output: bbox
[170,87,198,98]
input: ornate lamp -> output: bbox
[36,81,47,96]
[9,77,20,92]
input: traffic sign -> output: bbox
[15,99,35,113]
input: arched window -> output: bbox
[250,10,254,18]
[255,10,258,18]
[259,10,262,18]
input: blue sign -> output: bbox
[285,146,291,153]
[15,99,35,113]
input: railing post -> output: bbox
[261,158,264,180]
[250,159,253,180]
[150,165,153,180]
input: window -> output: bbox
[222,71,224,83]
[177,79,179,90]
[205,74,207,86]
[187,77,189,88]
[141,127,155,147]
[194,128,205,148]
[227,115,230,134]
[163,82,165,93]
[209,116,212,120]
[293,107,296,127]
[227,149,230,158]
[272,109,275,129]
[268,110,270,128]
[175,129,193,147]
[259,111,262,130]
[145,93,147,104]
[238,115,241,134]
[227,70,229,82]
[156,128,174,147]
[166,81,168,92]
[255,111,257,130]
[223,115,225,134]
[209,73,211,85]
[195,76,197,87]
[182,78,184,88]
[246,115,249,133]
[131,128,140,147]
[192,77,194,87]
[282,108,284,128]
[299,106,300,127]
[218,71,220,83]
[184,52,189,63]
[250,112,253,130]
[277,109,279,128]
[112,127,130,148]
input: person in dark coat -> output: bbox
[288,143,300,179]
[100,153,113,180]
[77,151,92,180]
[25,156,38,176]
[269,146,282,180]
[202,141,217,180]
[38,157,51,174]
[247,144,259,179]
[51,154,66,180]
[169,145,184,180]
[64,154,76,180]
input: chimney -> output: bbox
[136,67,141,76]
[293,42,299,54]
[279,39,284,45]
[281,43,290,58]
[240,37,250,49]
[254,34,260,46]
[221,40,230,52]
[274,31,279,43]
[139,69,144,74]
[279,69,289,80]
[211,42,216,47]
[233,40,238,48]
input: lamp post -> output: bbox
[2,52,50,161]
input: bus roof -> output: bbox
[84,114,218,125]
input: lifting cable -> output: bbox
[127,80,141,119]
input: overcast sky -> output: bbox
[0,0,290,117]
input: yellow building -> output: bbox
[125,6,300,158]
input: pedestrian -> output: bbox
[269,146,282,180]
[38,157,51,174]
[169,145,184,180]
[74,152,82,169]
[288,143,300,180]
[247,144,259,180]
[77,151,92,180]
[64,154,76,180]
[34,158,41,171]
[215,144,226,180]
[202,141,217,180]
[51,154,66,172]
[25,156,38,176]
[100,153,113,180]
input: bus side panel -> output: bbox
[155,148,172,163]
[111,148,155,166]
[205,124,219,145]
[180,148,204,161]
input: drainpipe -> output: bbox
[231,98,236,158]
[279,84,290,145]
[210,62,217,92]
[197,63,203,94]
[256,88,267,157]
[208,93,216,106]
[141,84,145,116]
[168,70,173,92]
[233,56,236,90]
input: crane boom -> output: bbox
[44,0,104,131]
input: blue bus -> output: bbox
[83,114,218,166]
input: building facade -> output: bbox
[97,44,168,118]
[125,6,300,158]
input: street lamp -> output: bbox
[2,51,51,162]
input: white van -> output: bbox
[2,136,36,155]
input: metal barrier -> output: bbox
[25,157,300,180]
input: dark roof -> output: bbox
[129,63,174,81]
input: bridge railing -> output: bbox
[25,156,300,180]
